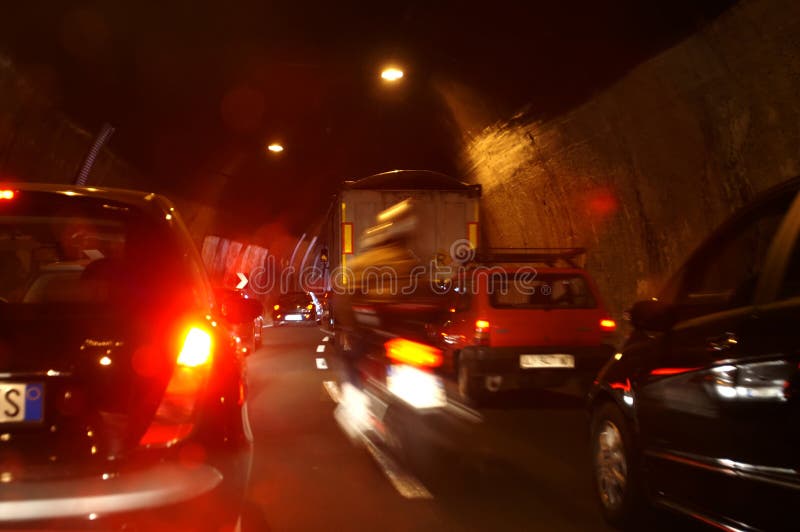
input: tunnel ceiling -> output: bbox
[0,0,736,234]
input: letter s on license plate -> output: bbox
[1,382,44,423]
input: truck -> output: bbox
[321,169,482,293]
[318,169,481,369]
[318,169,482,446]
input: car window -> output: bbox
[0,193,193,309]
[279,293,311,306]
[678,192,794,316]
[489,273,597,309]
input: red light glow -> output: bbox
[177,327,212,367]
[600,319,617,332]
[385,338,443,368]
[650,367,702,376]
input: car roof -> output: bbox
[0,182,175,217]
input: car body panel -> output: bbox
[590,177,800,530]
[0,184,251,528]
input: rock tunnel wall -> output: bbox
[461,0,800,320]
[0,53,215,243]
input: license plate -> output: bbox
[520,354,575,369]
[285,314,302,321]
[1,382,44,423]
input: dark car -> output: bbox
[215,287,264,355]
[0,184,260,530]
[272,291,319,325]
[588,178,800,530]
[438,250,617,403]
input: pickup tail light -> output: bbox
[139,326,213,448]
[474,319,490,346]
[600,319,617,332]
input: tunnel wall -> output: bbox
[460,0,800,320]
[0,54,140,189]
[0,53,216,243]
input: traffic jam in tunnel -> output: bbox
[0,1,799,531]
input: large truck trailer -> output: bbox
[322,169,482,292]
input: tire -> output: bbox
[457,362,483,406]
[590,401,644,528]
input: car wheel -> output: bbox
[457,363,483,405]
[591,402,643,527]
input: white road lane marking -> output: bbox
[322,336,330,342]
[316,344,326,353]
[362,433,433,499]
[316,357,328,370]
[323,380,341,403]
[326,380,434,500]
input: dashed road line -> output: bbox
[316,344,326,353]
[362,435,433,499]
[316,357,328,370]
[324,380,434,500]
[323,380,341,403]
[322,336,330,342]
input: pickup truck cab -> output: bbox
[438,250,617,403]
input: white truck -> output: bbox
[321,169,482,292]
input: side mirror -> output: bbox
[628,300,677,332]
[222,296,264,324]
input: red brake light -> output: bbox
[177,327,212,367]
[385,338,443,368]
[474,320,491,346]
[139,326,213,448]
[0,190,15,200]
[600,319,617,332]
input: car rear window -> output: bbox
[279,293,311,306]
[0,191,187,307]
[489,273,597,309]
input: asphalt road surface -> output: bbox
[242,326,704,531]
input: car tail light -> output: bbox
[474,319,490,346]
[0,190,16,200]
[600,319,617,332]
[307,304,314,310]
[385,338,443,368]
[139,326,213,448]
[273,304,280,311]
[177,327,212,367]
